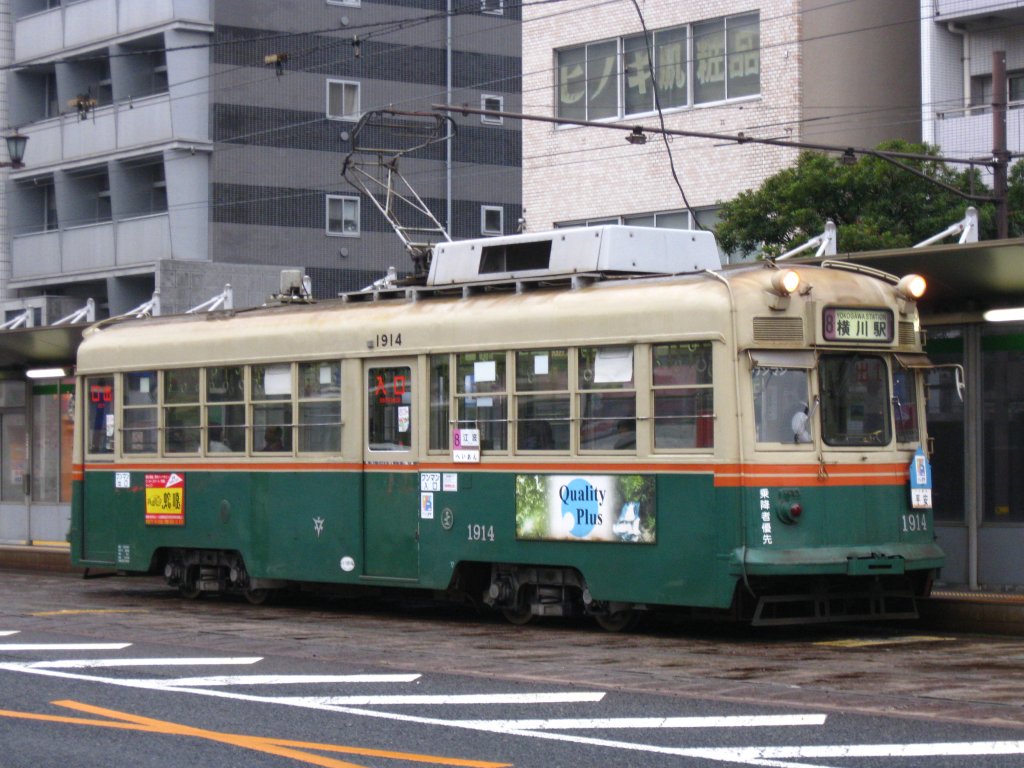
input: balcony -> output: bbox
[932,102,1024,160]
[18,93,182,168]
[934,1,1024,24]
[14,0,212,62]
[11,214,172,280]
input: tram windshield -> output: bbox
[819,354,891,446]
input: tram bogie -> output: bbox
[70,226,944,628]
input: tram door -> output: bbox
[362,360,419,580]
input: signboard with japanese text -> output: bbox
[822,307,894,343]
[145,473,185,525]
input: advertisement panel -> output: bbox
[145,472,185,525]
[515,474,655,543]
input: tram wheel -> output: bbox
[178,582,202,600]
[243,588,276,606]
[594,610,637,632]
[501,605,534,625]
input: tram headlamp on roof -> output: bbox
[894,273,926,316]
[895,273,927,301]
[767,269,802,310]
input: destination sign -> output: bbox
[822,307,893,343]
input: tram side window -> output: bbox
[123,371,157,454]
[652,342,714,449]
[206,366,244,453]
[456,352,507,451]
[753,366,811,444]
[252,364,293,453]
[368,366,412,451]
[516,348,569,451]
[429,354,450,451]
[298,361,341,452]
[86,376,115,455]
[164,368,201,453]
[579,346,636,451]
[819,354,891,446]
[892,360,919,443]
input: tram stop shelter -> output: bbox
[0,322,84,551]
[832,237,1024,592]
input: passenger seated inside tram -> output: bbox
[261,425,285,451]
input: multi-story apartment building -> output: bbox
[922,0,1024,173]
[522,0,921,235]
[3,0,521,318]
[0,0,520,548]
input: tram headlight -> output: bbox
[771,269,801,297]
[896,273,926,301]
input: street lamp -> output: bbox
[2,130,28,169]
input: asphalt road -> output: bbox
[3,570,1024,767]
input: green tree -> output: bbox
[715,140,999,258]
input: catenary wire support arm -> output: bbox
[53,298,96,325]
[186,284,233,314]
[122,291,161,319]
[341,109,456,276]
[776,220,838,260]
[0,309,31,330]
[913,207,980,248]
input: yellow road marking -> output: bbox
[30,609,149,617]
[814,635,955,648]
[0,700,511,768]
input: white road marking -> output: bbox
[0,631,19,637]
[463,715,827,730]
[273,692,606,706]
[131,673,422,687]
[25,657,263,669]
[0,643,131,652]
[4,654,1019,767]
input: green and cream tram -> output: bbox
[71,226,943,626]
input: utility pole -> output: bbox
[993,50,1010,239]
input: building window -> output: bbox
[31,379,74,503]
[326,79,360,120]
[971,71,1024,111]
[481,205,503,235]
[326,195,360,236]
[481,95,504,124]
[481,0,503,14]
[556,12,758,121]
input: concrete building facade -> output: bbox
[0,0,520,548]
[521,0,921,235]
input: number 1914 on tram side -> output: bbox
[70,226,945,627]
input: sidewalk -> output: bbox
[1,545,1023,635]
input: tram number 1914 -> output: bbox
[900,513,928,533]
[468,524,495,542]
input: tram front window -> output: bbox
[753,366,811,444]
[819,354,891,446]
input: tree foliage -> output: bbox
[714,140,1003,258]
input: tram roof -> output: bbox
[807,237,1024,317]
